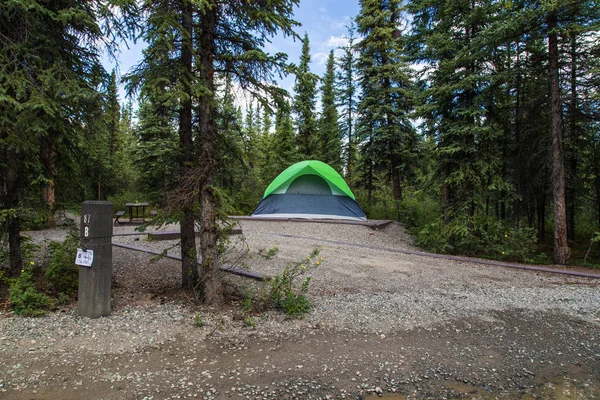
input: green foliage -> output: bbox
[354,0,421,219]
[243,316,257,328]
[1,235,38,271]
[8,269,54,317]
[337,19,359,187]
[258,245,279,260]
[0,271,9,288]
[246,248,321,318]
[415,216,538,263]
[1,229,81,315]
[293,34,319,159]
[20,208,53,231]
[193,313,204,328]
[400,194,442,230]
[44,230,79,298]
[317,51,342,172]
[583,232,600,265]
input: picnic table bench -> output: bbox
[114,210,126,226]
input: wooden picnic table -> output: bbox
[125,202,149,223]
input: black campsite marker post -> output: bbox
[77,201,113,318]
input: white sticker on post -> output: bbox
[75,248,94,267]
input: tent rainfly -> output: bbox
[251,160,367,221]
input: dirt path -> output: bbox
[2,221,599,399]
[3,309,599,399]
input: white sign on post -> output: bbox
[75,248,94,267]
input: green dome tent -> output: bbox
[251,160,366,221]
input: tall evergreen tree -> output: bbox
[192,0,298,303]
[127,0,200,288]
[133,95,179,204]
[337,20,359,188]
[292,33,319,159]
[270,100,298,178]
[356,0,419,217]
[1,0,106,276]
[407,0,504,220]
[318,51,342,171]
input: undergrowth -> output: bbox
[2,228,79,316]
[244,247,322,318]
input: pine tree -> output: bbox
[337,20,359,188]
[125,0,299,302]
[0,0,106,276]
[133,95,179,204]
[407,0,504,221]
[192,0,298,303]
[318,51,342,172]
[356,0,419,217]
[127,0,200,288]
[271,100,298,178]
[293,33,319,159]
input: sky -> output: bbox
[103,0,361,106]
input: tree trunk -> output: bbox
[41,144,56,226]
[346,119,354,190]
[179,0,198,289]
[197,3,222,305]
[548,13,570,264]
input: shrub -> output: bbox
[243,316,256,328]
[45,229,79,298]
[415,216,538,263]
[193,313,204,327]
[8,269,54,317]
[246,247,321,318]
[258,245,279,260]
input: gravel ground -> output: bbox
[1,219,599,399]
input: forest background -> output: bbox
[2,0,600,306]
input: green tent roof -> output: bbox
[263,160,356,200]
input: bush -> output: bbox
[400,194,441,229]
[45,229,79,299]
[246,247,322,318]
[2,228,79,316]
[8,269,54,317]
[415,216,538,263]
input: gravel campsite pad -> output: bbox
[1,220,599,399]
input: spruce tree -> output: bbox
[127,0,298,302]
[356,0,419,217]
[292,34,319,159]
[0,0,106,276]
[318,51,342,172]
[271,100,298,178]
[337,20,359,188]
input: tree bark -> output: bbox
[548,13,570,264]
[179,0,198,289]
[197,3,222,305]
[41,144,56,226]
